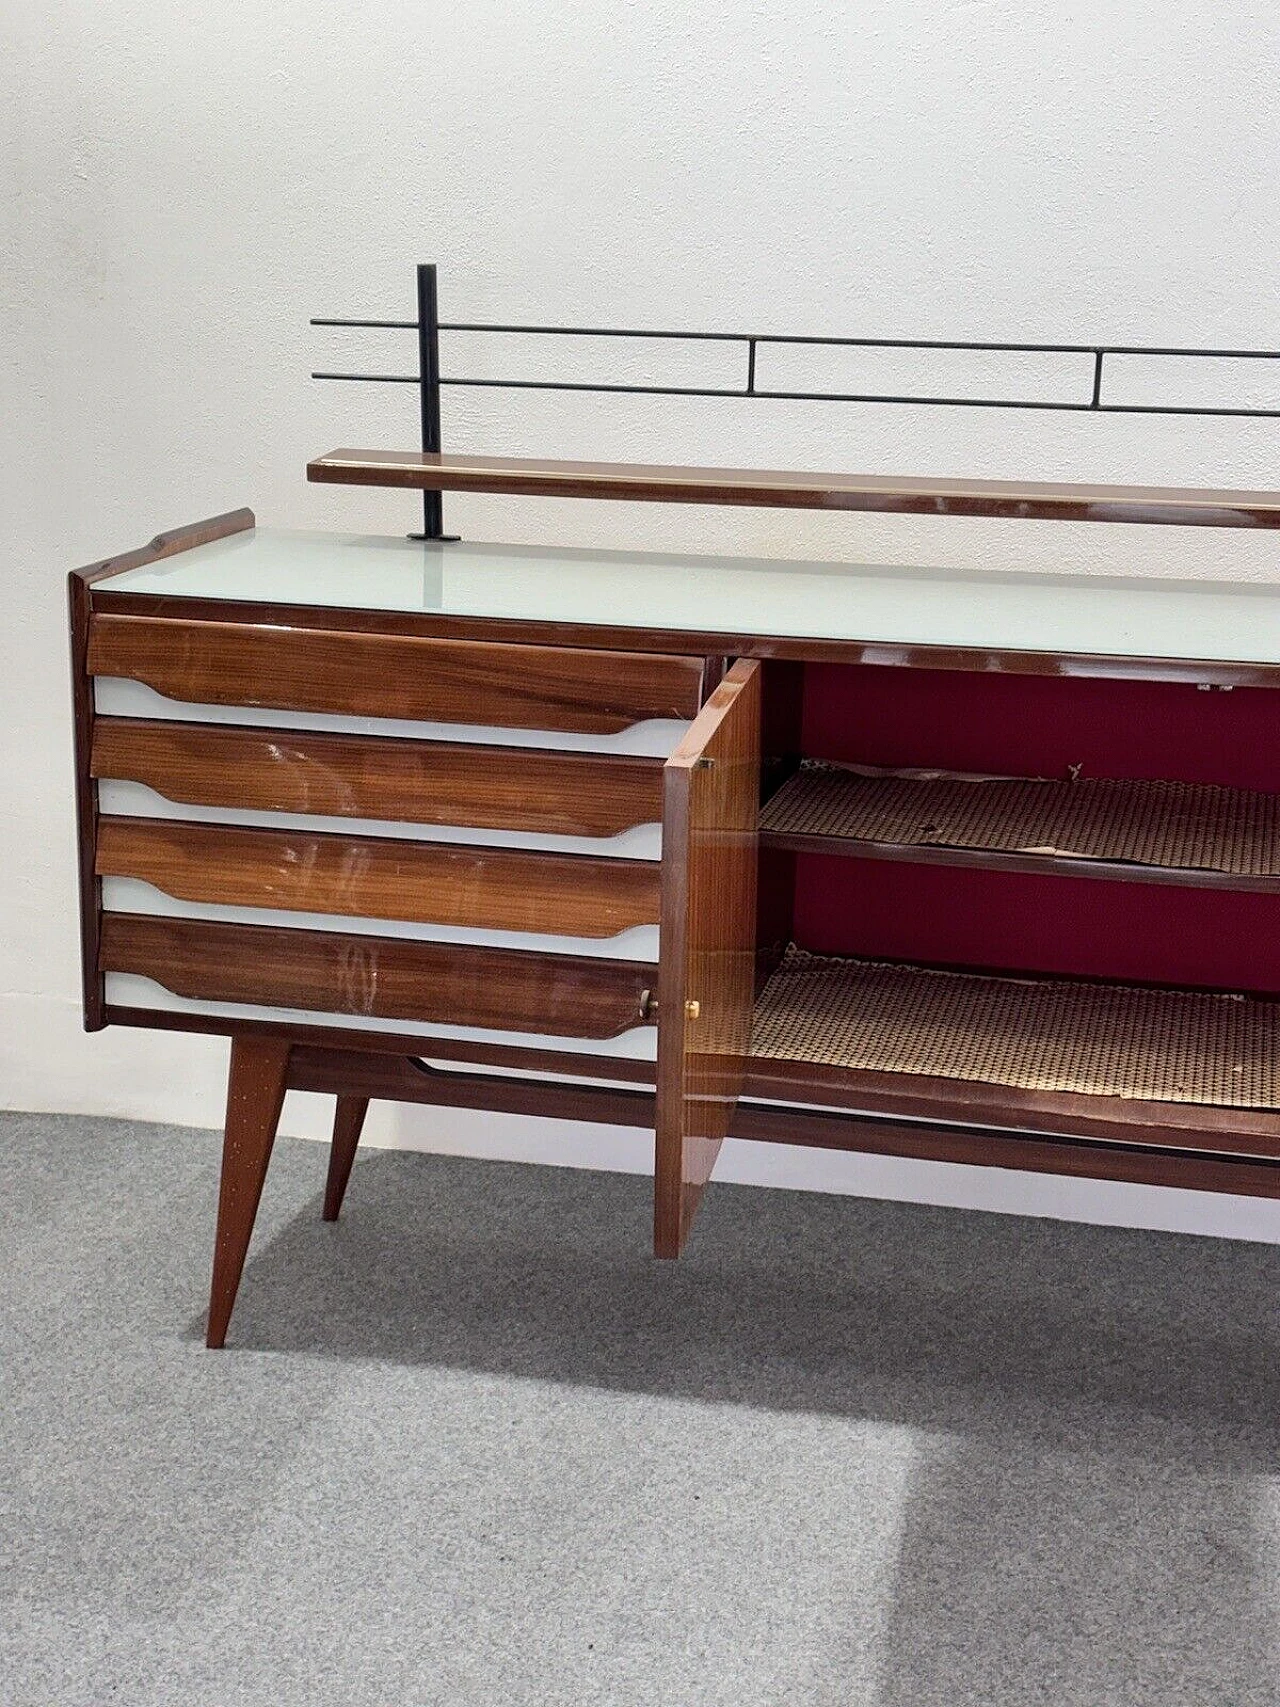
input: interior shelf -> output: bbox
[749,947,1280,1112]
[759,761,1280,889]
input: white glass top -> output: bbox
[103,527,1280,666]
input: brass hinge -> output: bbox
[640,993,700,1021]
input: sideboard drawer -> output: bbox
[99,914,655,1039]
[90,718,665,838]
[95,816,661,938]
[87,615,706,733]
[79,602,703,1057]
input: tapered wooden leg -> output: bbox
[654,1130,723,1258]
[323,1096,368,1222]
[206,1034,291,1349]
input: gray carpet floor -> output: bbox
[3,1112,1280,1706]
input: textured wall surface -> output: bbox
[4,0,1280,1235]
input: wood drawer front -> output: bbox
[96,817,660,938]
[86,616,705,733]
[99,914,655,1039]
[91,718,664,837]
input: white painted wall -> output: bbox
[5,0,1280,1239]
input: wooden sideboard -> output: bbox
[69,460,1280,1346]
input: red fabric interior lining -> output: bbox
[790,854,1280,993]
[800,662,1280,789]
[789,663,1280,990]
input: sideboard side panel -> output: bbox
[69,573,104,1029]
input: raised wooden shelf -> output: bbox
[746,947,1280,1150]
[759,763,1280,892]
[306,450,1280,529]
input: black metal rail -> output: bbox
[312,263,1279,538]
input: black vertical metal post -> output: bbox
[415,262,446,539]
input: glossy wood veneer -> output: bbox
[91,586,1280,693]
[75,508,256,587]
[91,718,664,836]
[99,914,656,1038]
[70,495,1280,1344]
[308,450,1280,529]
[86,615,705,733]
[205,1033,1280,1344]
[207,1034,290,1349]
[743,1056,1280,1158]
[102,1003,660,1084]
[96,816,661,937]
[655,658,762,1255]
[284,1048,1280,1201]
[69,510,258,1033]
[729,1103,1280,1198]
[69,573,103,1029]
[323,1097,367,1222]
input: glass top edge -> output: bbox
[101,524,1280,601]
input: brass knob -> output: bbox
[685,999,701,1021]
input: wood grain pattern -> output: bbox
[323,1097,367,1221]
[285,1046,1280,1199]
[68,573,104,1030]
[73,508,256,587]
[86,616,704,732]
[91,718,664,836]
[103,1002,660,1081]
[72,500,1280,1307]
[291,1047,657,1127]
[207,1033,290,1349]
[308,450,1280,529]
[727,1104,1280,1198]
[99,913,657,1039]
[95,816,661,937]
[655,659,762,1257]
[68,511,257,1032]
[91,586,1280,692]
[742,1057,1280,1157]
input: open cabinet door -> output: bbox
[655,658,762,1256]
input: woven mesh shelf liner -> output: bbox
[750,948,1280,1108]
[759,763,1280,876]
